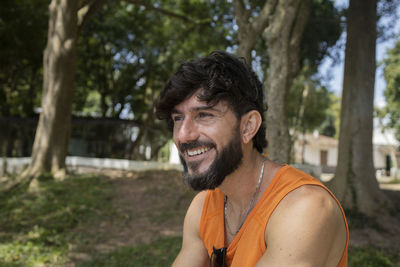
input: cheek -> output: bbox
[214,125,239,145]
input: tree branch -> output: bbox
[77,0,107,33]
[124,0,211,24]
[233,0,247,28]
[78,0,91,10]
[252,0,278,34]
[288,0,312,79]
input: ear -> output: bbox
[240,110,262,144]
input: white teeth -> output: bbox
[187,147,210,157]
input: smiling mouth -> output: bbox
[187,146,212,157]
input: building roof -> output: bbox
[297,132,338,148]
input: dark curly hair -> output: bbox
[155,51,267,153]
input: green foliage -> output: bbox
[1,0,343,160]
[0,174,114,266]
[377,0,400,42]
[349,246,398,267]
[0,0,48,117]
[319,93,340,138]
[301,0,343,67]
[382,39,400,142]
[287,66,335,135]
[78,236,181,267]
[74,0,233,159]
[75,0,232,119]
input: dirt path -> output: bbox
[69,170,194,264]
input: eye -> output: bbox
[172,114,184,122]
[198,112,213,119]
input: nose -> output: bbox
[176,117,200,144]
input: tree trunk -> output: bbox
[19,0,105,185]
[263,0,311,163]
[24,0,79,180]
[328,0,391,215]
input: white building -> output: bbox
[294,132,338,173]
[294,128,400,175]
[373,127,399,171]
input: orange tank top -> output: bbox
[199,165,349,266]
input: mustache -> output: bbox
[179,141,216,153]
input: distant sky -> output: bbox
[319,0,400,108]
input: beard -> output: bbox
[179,126,243,191]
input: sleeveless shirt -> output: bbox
[199,165,349,267]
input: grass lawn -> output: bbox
[78,236,181,267]
[0,174,116,266]
[0,171,399,266]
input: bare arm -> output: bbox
[172,191,209,267]
[256,185,347,267]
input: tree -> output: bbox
[15,0,231,183]
[4,0,340,182]
[74,0,231,160]
[0,0,48,172]
[286,67,335,161]
[23,0,106,182]
[233,0,341,163]
[262,0,312,163]
[328,0,391,215]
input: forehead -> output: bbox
[173,90,229,114]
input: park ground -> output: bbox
[0,169,400,266]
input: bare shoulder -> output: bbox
[259,185,347,266]
[278,184,341,214]
[182,190,208,241]
[172,191,209,267]
[185,191,208,226]
[190,190,208,211]
[268,185,345,237]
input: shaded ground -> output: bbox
[1,169,399,266]
[348,186,400,258]
[65,169,400,266]
[67,170,195,265]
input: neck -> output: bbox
[218,149,265,211]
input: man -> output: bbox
[155,51,348,267]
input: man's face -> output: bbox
[171,91,243,190]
